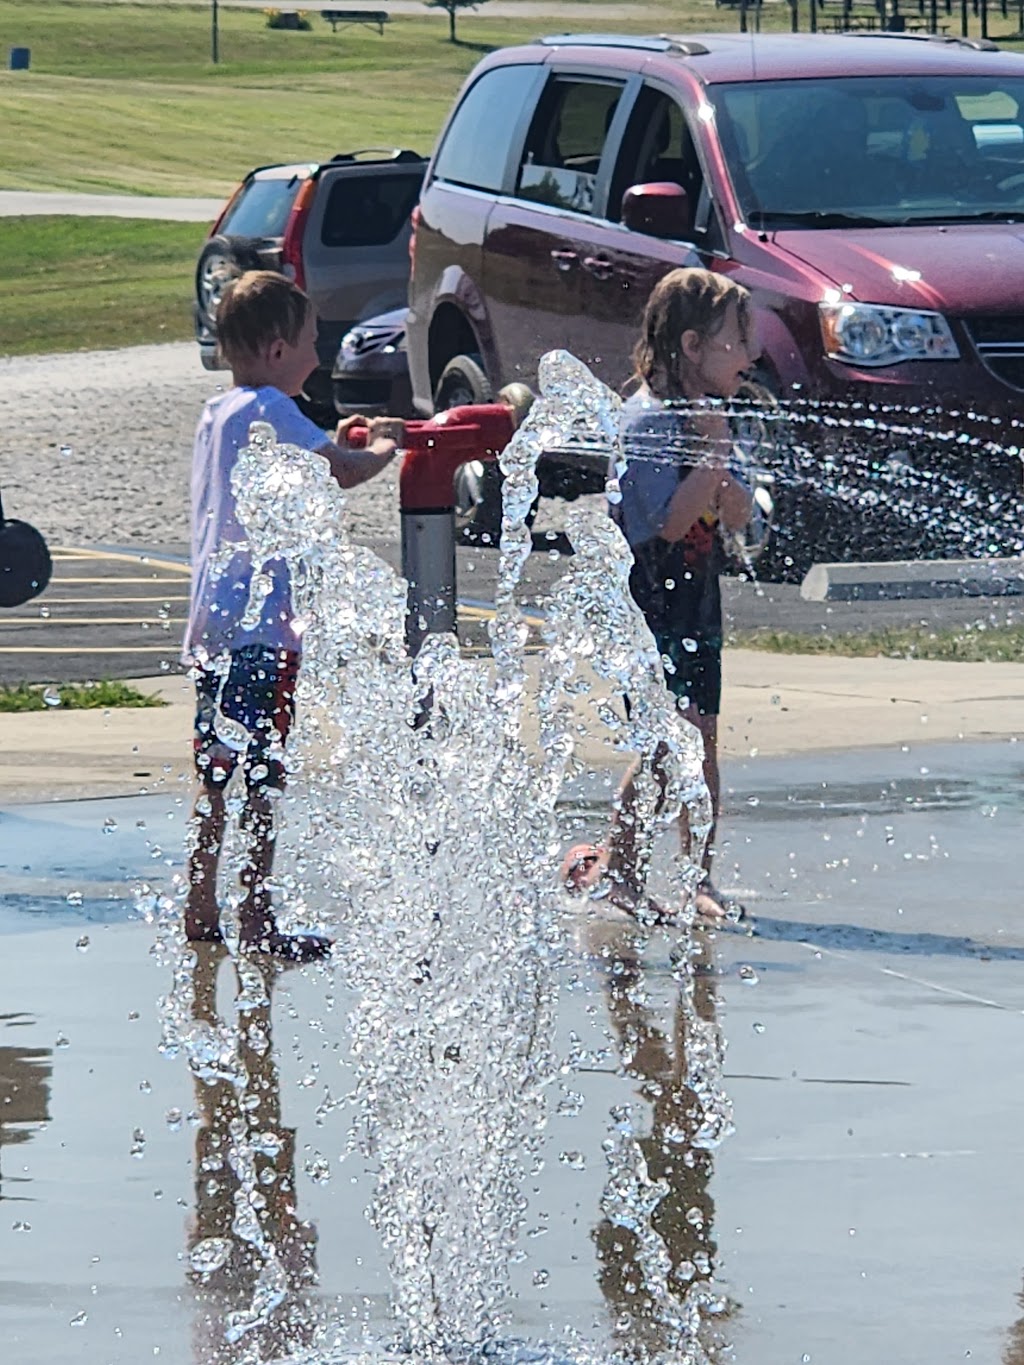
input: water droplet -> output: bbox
[66,891,83,907]
[139,1079,152,1094]
[39,605,50,618]
[55,1032,70,1049]
[165,1108,182,1131]
[42,687,61,708]
[59,444,73,458]
[305,1153,331,1185]
[102,817,118,835]
[558,1150,585,1170]
[75,935,90,953]
[130,1128,146,1159]
[12,1220,31,1232]
[738,964,759,985]
[752,1021,766,1034]
[532,1269,550,1287]
[69,1310,87,1326]
[189,1237,232,1275]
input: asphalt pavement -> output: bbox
[2,537,1021,687]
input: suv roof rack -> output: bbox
[538,32,710,56]
[330,148,425,163]
[841,31,999,51]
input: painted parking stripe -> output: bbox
[0,645,179,654]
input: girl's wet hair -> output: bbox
[215,270,312,369]
[631,267,752,399]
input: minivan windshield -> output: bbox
[712,75,1024,227]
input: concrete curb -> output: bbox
[801,557,1024,602]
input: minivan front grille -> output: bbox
[964,315,1024,392]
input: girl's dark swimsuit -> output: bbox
[615,394,725,716]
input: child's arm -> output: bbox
[317,416,404,489]
[659,408,753,541]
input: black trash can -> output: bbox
[9,47,30,70]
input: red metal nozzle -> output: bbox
[343,403,518,512]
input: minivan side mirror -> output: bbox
[621,182,692,240]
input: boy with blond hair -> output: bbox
[183,270,402,960]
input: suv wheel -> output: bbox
[433,354,504,540]
[195,234,267,335]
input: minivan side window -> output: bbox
[432,64,544,193]
[610,87,706,234]
[517,77,625,216]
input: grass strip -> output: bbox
[0,679,166,712]
[728,625,1024,663]
[0,216,201,355]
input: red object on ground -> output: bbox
[345,403,517,511]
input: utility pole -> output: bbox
[211,0,220,64]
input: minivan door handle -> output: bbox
[582,255,614,281]
[550,248,578,272]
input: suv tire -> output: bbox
[434,354,504,540]
[195,235,267,337]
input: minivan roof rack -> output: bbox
[538,33,710,56]
[841,30,999,51]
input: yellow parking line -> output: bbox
[0,618,181,627]
[50,576,187,585]
[35,596,190,605]
[52,548,191,574]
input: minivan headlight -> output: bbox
[819,303,959,367]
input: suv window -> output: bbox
[517,76,625,215]
[432,64,543,193]
[220,176,305,238]
[610,86,705,228]
[321,171,422,247]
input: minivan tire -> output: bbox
[434,354,504,540]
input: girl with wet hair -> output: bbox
[564,267,758,924]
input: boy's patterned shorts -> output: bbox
[193,645,300,792]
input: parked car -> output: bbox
[406,31,1024,570]
[331,306,413,419]
[194,149,426,418]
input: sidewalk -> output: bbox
[1,650,1021,805]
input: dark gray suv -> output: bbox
[194,148,425,416]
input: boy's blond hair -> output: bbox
[631,267,752,399]
[216,270,312,370]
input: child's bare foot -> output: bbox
[694,878,747,928]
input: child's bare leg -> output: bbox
[186,785,227,941]
[237,782,331,961]
[679,709,727,922]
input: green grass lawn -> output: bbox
[0,215,201,353]
[0,679,165,711]
[729,624,1024,662]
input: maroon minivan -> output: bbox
[406,31,1024,567]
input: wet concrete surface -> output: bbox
[1,740,1023,1363]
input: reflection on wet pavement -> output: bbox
[0,1015,51,1208]
[186,949,318,1364]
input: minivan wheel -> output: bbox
[433,354,504,539]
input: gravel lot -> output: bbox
[0,342,403,553]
